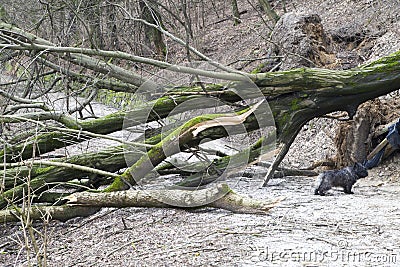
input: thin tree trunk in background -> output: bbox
[0,4,10,22]
[231,0,241,25]
[81,0,103,49]
[107,0,120,51]
[139,0,166,57]
[258,0,280,23]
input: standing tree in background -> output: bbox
[0,0,399,220]
[258,0,280,23]
[139,0,166,57]
[231,0,241,25]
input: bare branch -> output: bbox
[0,159,119,178]
[0,41,249,81]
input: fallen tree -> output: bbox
[0,184,283,223]
[1,21,400,221]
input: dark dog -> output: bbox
[314,162,368,196]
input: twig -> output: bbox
[306,236,340,247]
[214,10,248,25]
[0,42,248,82]
[0,88,48,106]
[0,160,119,178]
[64,208,119,234]
[106,239,143,257]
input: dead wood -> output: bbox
[334,99,397,167]
[0,184,283,223]
[0,184,282,223]
[334,100,386,166]
[105,101,266,191]
[67,183,282,214]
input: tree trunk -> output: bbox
[0,184,282,223]
[335,99,398,167]
[0,4,11,23]
[68,183,282,214]
[231,0,241,25]
[0,206,100,223]
[258,0,280,23]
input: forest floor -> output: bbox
[2,166,400,267]
[1,0,400,266]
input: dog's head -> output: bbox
[353,162,368,179]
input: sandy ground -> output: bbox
[2,164,400,266]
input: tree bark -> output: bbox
[0,205,100,223]
[68,183,281,214]
[231,0,241,25]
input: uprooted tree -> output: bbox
[1,16,400,223]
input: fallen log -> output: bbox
[0,205,100,223]
[0,184,282,223]
[67,183,282,214]
[105,101,268,191]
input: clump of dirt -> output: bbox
[267,12,336,70]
